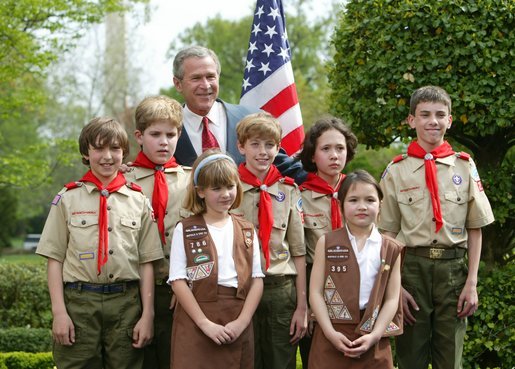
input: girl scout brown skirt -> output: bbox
[170,286,253,369]
[308,322,393,369]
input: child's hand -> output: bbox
[325,329,352,353]
[457,283,478,318]
[132,315,154,348]
[119,162,134,173]
[224,319,247,343]
[401,287,419,325]
[289,306,308,344]
[52,312,75,346]
[198,319,233,345]
[345,333,379,358]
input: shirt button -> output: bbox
[282,223,286,228]
[256,202,260,207]
[108,227,112,232]
[457,197,461,201]
[313,222,317,227]
[107,206,111,211]
[165,232,170,237]
[81,220,86,225]
[109,274,114,278]
[432,217,436,221]
[432,240,438,244]
[165,211,169,215]
[109,250,114,255]
[132,221,136,226]
[165,255,170,260]
[408,198,412,202]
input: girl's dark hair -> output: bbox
[338,169,383,207]
[299,116,358,173]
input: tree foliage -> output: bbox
[330,0,514,264]
[162,0,337,129]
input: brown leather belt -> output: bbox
[65,281,138,293]
[263,274,294,286]
[406,247,466,260]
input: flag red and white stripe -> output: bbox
[240,0,304,155]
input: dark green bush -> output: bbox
[0,328,52,353]
[0,263,51,329]
[0,352,53,369]
[463,261,515,368]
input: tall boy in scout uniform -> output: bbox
[36,117,163,369]
[232,112,307,369]
[379,86,494,369]
[125,95,190,369]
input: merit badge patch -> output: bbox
[51,194,62,206]
[78,252,95,260]
[326,246,350,261]
[296,198,303,212]
[186,261,214,281]
[184,225,208,240]
[476,180,484,192]
[452,174,463,185]
[277,250,289,260]
[471,167,480,181]
[194,254,210,264]
[451,227,464,235]
[275,191,286,202]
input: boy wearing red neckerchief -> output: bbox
[231,112,307,369]
[36,117,163,369]
[125,95,191,369]
[379,86,494,369]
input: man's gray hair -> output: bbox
[173,46,221,80]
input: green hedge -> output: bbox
[0,352,53,369]
[0,263,51,329]
[0,328,52,353]
[462,261,515,369]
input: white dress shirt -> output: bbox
[183,102,228,156]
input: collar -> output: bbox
[82,182,131,197]
[130,165,183,180]
[241,181,282,197]
[183,101,223,132]
[408,154,456,172]
[346,223,381,244]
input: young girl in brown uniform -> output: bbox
[168,150,264,369]
[309,170,403,368]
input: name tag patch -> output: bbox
[78,252,95,260]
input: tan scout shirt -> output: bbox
[125,165,191,279]
[301,190,333,264]
[379,153,494,248]
[36,182,163,283]
[232,179,305,275]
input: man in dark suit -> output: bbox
[172,46,305,183]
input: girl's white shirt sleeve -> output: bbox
[168,222,187,283]
[251,231,265,278]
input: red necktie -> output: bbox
[238,163,283,271]
[75,171,126,275]
[132,151,178,244]
[300,173,345,230]
[407,140,455,233]
[201,116,219,151]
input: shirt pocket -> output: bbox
[397,189,425,207]
[443,191,468,226]
[69,215,99,251]
[303,215,329,230]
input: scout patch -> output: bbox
[79,252,95,260]
[476,180,484,192]
[471,167,480,181]
[275,191,286,202]
[186,261,214,281]
[452,174,463,185]
[451,227,464,235]
[277,250,289,260]
[326,245,350,261]
[52,194,62,205]
[194,254,210,264]
[324,275,352,320]
[184,225,209,240]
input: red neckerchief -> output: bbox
[407,140,454,233]
[79,171,126,274]
[238,163,283,270]
[300,172,345,230]
[132,151,178,244]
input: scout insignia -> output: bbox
[275,191,286,202]
[186,261,214,281]
[386,321,401,333]
[79,252,95,260]
[194,254,210,264]
[243,230,253,247]
[324,275,352,320]
[184,225,209,240]
[52,194,62,206]
[452,174,462,185]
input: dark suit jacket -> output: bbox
[175,99,306,183]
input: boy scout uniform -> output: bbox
[125,165,191,369]
[301,191,333,264]
[232,177,305,369]
[36,181,163,369]
[379,152,494,369]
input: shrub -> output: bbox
[0,263,51,329]
[463,261,515,368]
[0,352,53,369]
[0,328,52,353]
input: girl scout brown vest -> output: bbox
[324,228,404,337]
[181,214,255,302]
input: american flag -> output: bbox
[240,0,304,156]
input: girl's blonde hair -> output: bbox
[184,149,243,214]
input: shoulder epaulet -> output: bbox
[64,181,83,190]
[280,176,296,186]
[126,182,142,192]
[392,154,407,163]
[456,152,471,161]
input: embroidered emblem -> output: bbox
[471,167,480,181]
[277,251,289,260]
[324,275,352,320]
[51,194,62,206]
[296,198,303,212]
[476,180,484,192]
[186,261,214,281]
[360,317,373,332]
[452,174,462,185]
[184,225,209,239]
[324,275,336,289]
[327,246,350,260]
[386,321,401,332]
[332,304,352,320]
[330,291,344,304]
[245,231,252,238]
[79,252,95,260]
[275,191,286,202]
[451,227,463,235]
[194,254,210,264]
[324,289,335,303]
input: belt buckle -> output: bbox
[429,248,444,259]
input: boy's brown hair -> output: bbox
[135,95,183,132]
[184,149,243,215]
[79,117,129,166]
[299,115,358,173]
[410,85,452,115]
[236,112,282,145]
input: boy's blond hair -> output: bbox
[135,95,183,132]
[236,112,282,145]
[410,85,452,115]
[184,149,243,215]
[79,117,129,166]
